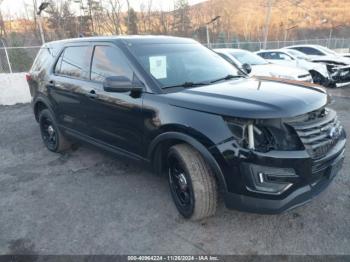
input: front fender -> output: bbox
[148,131,228,192]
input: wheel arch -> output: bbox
[33,97,54,122]
[148,132,228,192]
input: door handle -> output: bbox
[47,80,56,88]
[47,80,62,89]
[88,89,97,98]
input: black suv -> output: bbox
[27,36,346,220]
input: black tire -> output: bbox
[167,144,217,220]
[39,109,71,153]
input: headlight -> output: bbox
[225,118,275,152]
[225,118,303,152]
[269,72,296,80]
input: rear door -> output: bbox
[48,44,93,135]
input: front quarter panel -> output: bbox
[142,93,232,152]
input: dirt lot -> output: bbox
[0,87,349,255]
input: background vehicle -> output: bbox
[214,48,313,83]
[27,36,346,220]
[285,45,350,86]
[256,49,331,86]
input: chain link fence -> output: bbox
[0,38,350,74]
[208,38,350,52]
[0,45,41,74]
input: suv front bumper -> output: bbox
[218,134,346,214]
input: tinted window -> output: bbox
[32,46,57,72]
[257,52,268,59]
[91,46,133,82]
[55,46,92,79]
[292,47,325,56]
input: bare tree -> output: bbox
[0,0,6,37]
[103,0,123,35]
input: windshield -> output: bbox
[284,49,309,60]
[129,43,240,89]
[230,50,268,65]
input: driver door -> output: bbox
[85,44,145,157]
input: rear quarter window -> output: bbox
[55,46,93,80]
[31,46,57,72]
[293,47,325,56]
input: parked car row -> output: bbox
[213,44,350,88]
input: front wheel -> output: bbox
[167,144,217,220]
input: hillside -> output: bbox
[189,0,350,41]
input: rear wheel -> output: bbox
[167,144,217,220]
[39,109,71,152]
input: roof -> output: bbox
[285,44,324,49]
[214,48,249,54]
[45,35,197,47]
[256,49,286,53]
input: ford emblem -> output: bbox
[329,126,340,139]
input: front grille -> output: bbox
[286,109,342,159]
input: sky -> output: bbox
[0,0,207,18]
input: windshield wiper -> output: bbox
[163,81,208,89]
[210,74,244,84]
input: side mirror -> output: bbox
[103,76,142,93]
[242,63,252,74]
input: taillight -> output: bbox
[26,73,32,81]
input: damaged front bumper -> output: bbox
[214,129,346,214]
[328,65,350,87]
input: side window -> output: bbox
[91,46,133,82]
[258,52,268,59]
[55,46,92,79]
[293,47,324,56]
[278,52,293,60]
[32,47,56,72]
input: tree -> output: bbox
[7,32,33,72]
[73,0,101,36]
[0,0,6,37]
[46,0,77,39]
[125,8,138,35]
[172,0,191,37]
[103,0,123,35]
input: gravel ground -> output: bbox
[0,88,349,255]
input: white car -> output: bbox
[256,49,331,86]
[285,45,350,86]
[214,48,313,83]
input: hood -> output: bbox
[251,63,308,77]
[163,77,328,119]
[310,55,350,65]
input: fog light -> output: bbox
[243,164,298,195]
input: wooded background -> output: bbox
[0,0,349,46]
